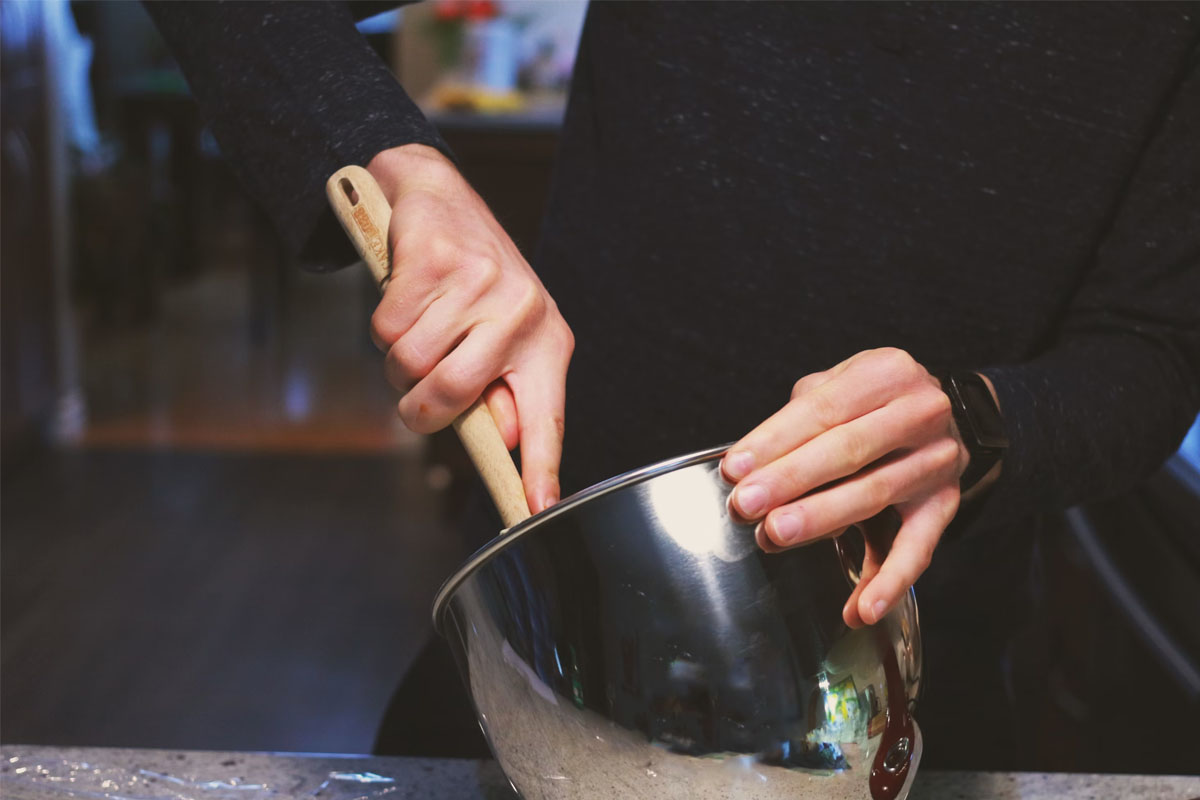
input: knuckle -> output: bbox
[434,362,476,405]
[838,427,872,470]
[807,388,842,429]
[557,322,576,358]
[511,281,544,323]
[463,255,502,294]
[873,347,917,378]
[846,350,874,367]
[888,348,917,374]
[371,306,402,348]
[938,482,962,512]
[928,386,953,418]
[791,376,813,399]
[390,337,432,381]
[912,388,952,427]
[766,464,799,505]
[931,438,962,473]
[865,472,894,509]
[777,454,817,501]
[424,232,456,265]
[941,491,961,521]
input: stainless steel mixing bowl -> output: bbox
[434,444,923,800]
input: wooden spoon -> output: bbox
[326,165,532,529]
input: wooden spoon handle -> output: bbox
[326,165,532,529]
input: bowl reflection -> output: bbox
[435,446,922,800]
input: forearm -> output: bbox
[367,143,458,204]
[145,1,451,266]
[968,48,1200,529]
[975,331,1199,528]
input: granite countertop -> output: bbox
[2,746,1198,800]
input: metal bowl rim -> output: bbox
[432,442,733,632]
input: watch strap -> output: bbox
[936,371,1007,493]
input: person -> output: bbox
[146,1,1200,768]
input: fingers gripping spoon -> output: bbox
[326,165,532,529]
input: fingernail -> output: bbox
[770,512,802,544]
[723,450,754,481]
[539,491,559,513]
[734,484,767,518]
[871,599,889,623]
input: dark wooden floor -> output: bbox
[2,448,470,753]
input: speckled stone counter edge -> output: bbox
[1,746,1197,800]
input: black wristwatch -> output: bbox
[935,371,1008,493]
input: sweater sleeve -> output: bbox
[973,43,1200,529]
[144,0,451,269]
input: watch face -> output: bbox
[958,375,1007,449]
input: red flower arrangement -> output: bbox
[433,0,499,22]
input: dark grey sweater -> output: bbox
[148,1,1200,569]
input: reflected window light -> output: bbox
[648,469,726,556]
[355,9,401,35]
[1178,415,1200,471]
[283,370,312,421]
[1169,414,1200,498]
[646,467,740,640]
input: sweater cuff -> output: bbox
[295,126,453,271]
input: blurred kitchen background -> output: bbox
[3,0,1199,774]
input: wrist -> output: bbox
[935,370,1007,495]
[367,144,457,203]
[976,372,1000,407]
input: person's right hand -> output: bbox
[366,144,574,514]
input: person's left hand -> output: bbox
[721,348,970,629]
